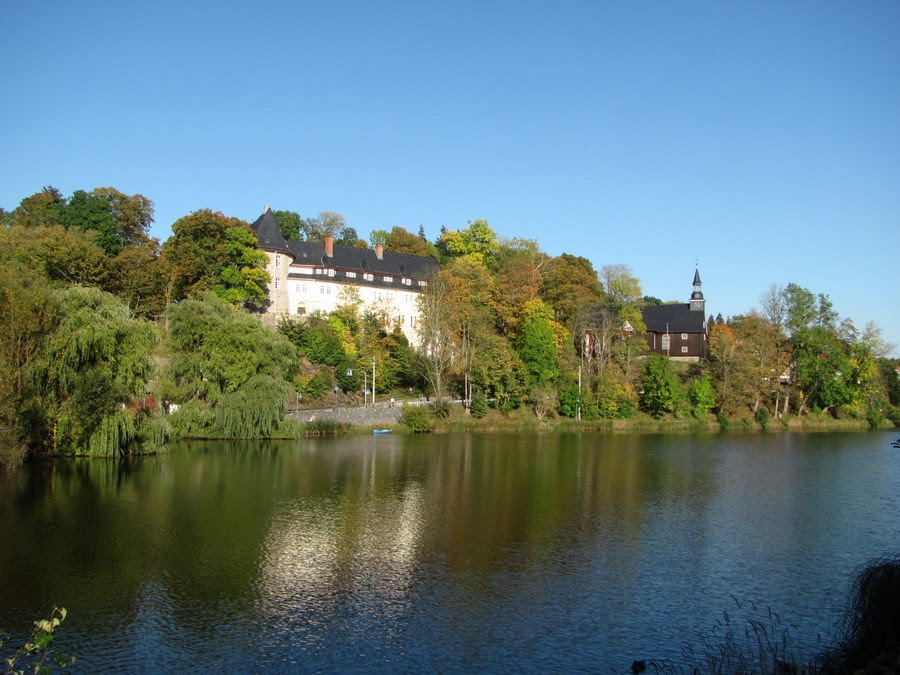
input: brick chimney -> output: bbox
[324,236,334,258]
[375,244,384,260]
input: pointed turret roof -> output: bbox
[693,268,702,286]
[250,207,293,256]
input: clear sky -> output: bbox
[3,1,898,352]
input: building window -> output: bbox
[347,271,356,278]
[314,268,322,275]
[274,278,280,289]
[419,280,427,286]
[364,273,373,281]
[384,276,392,283]
[326,286,331,295]
[275,254,281,267]
[681,333,688,340]
[297,306,306,316]
[327,269,335,277]
[320,285,325,294]
[681,346,689,354]
[661,335,670,351]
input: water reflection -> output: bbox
[0,432,897,671]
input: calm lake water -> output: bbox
[1,431,898,672]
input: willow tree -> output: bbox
[26,286,160,456]
[162,294,297,438]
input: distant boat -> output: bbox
[372,429,394,435]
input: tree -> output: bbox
[640,355,681,419]
[111,242,167,319]
[759,283,786,328]
[60,190,122,255]
[0,264,58,464]
[416,271,455,402]
[11,186,153,256]
[27,286,160,456]
[90,187,154,248]
[436,219,500,268]
[335,226,365,247]
[517,299,559,386]
[0,224,114,290]
[782,283,836,335]
[540,253,602,327]
[492,243,544,337]
[470,332,528,411]
[162,295,297,437]
[731,312,790,417]
[9,186,66,228]
[707,323,743,415]
[273,210,304,240]
[372,226,438,258]
[599,264,647,379]
[791,326,854,415]
[303,211,347,240]
[688,377,716,419]
[160,209,269,310]
[444,258,495,410]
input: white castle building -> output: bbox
[251,208,439,347]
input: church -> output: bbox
[640,270,708,361]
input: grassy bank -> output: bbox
[411,405,888,435]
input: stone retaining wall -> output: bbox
[289,404,410,426]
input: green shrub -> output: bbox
[689,378,717,419]
[400,405,432,432]
[717,412,730,431]
[297,370,332,402]
[755,407,771,430]
[470,390,488,419]
[432,400,451,419]
[557,386,579,418]
[866,407,884,429]
[597,380,638,419]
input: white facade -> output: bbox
[261,250,429,348]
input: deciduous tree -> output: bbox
[160,209,269,310]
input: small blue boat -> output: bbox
[372,429,394,435]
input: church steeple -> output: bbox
[689,268,705,312]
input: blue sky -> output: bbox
[3,1,898,352]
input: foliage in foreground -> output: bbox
[817,555,900,674]
[1,607,73,673]
[645,554,900,674]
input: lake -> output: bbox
[1,431,898,672]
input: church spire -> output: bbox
[689,267,705,312]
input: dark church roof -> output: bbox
[642,303,706,334]
[249,208,292,255]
